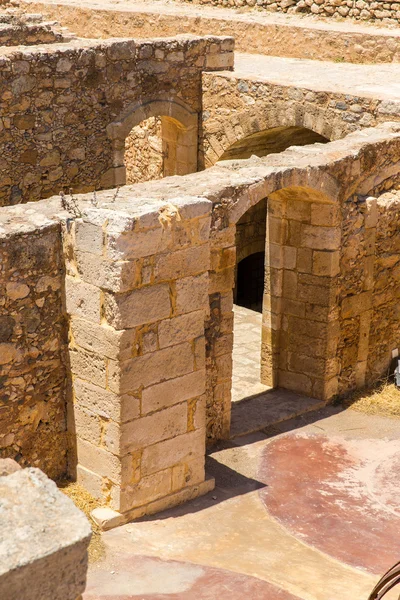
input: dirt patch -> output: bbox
[342,380,400,419]
[58,480,106,563]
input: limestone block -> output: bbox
[121,403,188,454]
[310,203,340,226]
[141,429,205,476]
[75,251,138,293]
[175,273,209,315]
[77,437,122,482]
[312,250,340,277]
[104,284,171,329]
[205,53,234,70]
[70,318,125,361]
[74,378,140,423]
[76,464,104,500]
[0,468,91,600]
[278,369,312,395]
[73,404,102,446]
[155,245,209,281]
[301,225,341,250]
[287,199,311,222]
[172,457,205,491]
[65,276,101,324]
[70,347,107,388]
[208,267,235,294]
[282,270,298,299]
[107,227,165,260]
[141,369,206,415]
[158,310,205,349]
[110,342,195,393]
[119,469,173,513]
[75,221,103,255]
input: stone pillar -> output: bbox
[262,192,341,401]
[0,462,91,600]
[64,197,214,529]
[205,224,236,442]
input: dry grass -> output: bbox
[342,379,400,418]
[58,480,106,563]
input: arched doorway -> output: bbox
[232,198,270,404]
[206,180,342,443]
[218,126,329,162]
[105,98,198,187]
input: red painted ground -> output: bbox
[84,554,300,599]
[259,433,400,574]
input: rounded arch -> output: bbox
[225,171,340,227]
[219,126,329,163]
[105,97,199,187]
[201,101,353,169]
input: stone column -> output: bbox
[63,196,214,529]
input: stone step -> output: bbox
[230,388,326,438]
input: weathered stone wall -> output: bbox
[0,34,233,206]
[368,191,400,383]
[1,124,400,522]
[0,12,74,46]
[0,202,68,479]
[337,190,400,394]
[25,1,400,64]
[124,117,163,185]
[183,0,400,25]
[201,72,400,167]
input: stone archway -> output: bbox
[218,126,329,163]
[105,97,199,187]
[205,175,342,443]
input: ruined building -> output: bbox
[1,0,400,583]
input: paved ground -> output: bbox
[234,53,400,101]
[84,406,400,600]
[231,304,269,403]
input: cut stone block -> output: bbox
[0,468,91,600]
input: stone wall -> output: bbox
[368,191,400,383]
[1,124,400,523]
[201,72,400,168]
[0,12,74,46]
[124,117,163,185]
[0,201,69,479]
[25,1,400,64]
[0,34,234,206]
[337,190,400,394]
[183,0,400,25]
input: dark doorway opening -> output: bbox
[235,251,265,313]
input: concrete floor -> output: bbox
[84,406,400,600]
